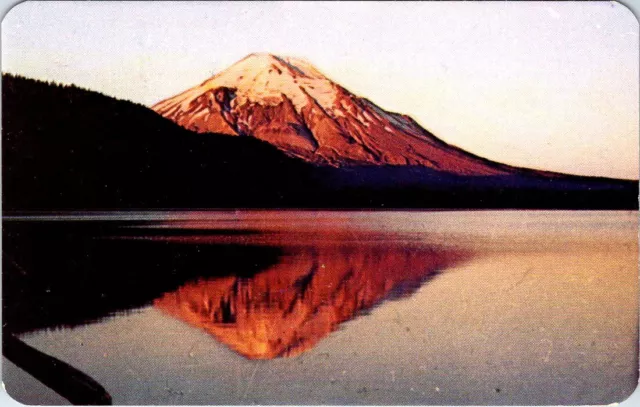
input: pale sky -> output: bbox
[2,1,638,179]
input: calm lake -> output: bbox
[3,210,638,405]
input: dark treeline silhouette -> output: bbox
[3,74,324,210]
[2,73,637,210]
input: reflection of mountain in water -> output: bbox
[2,222,283,334]
[154,245,463,359]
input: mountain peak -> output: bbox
[232,53,327,80]
[156,52,336,114]
[152,54,516,174]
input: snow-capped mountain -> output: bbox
[152,53,517,175]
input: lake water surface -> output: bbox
[3,211,638,405]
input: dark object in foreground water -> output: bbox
[3,333,112,405]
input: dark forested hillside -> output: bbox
[2,74,327,210]
[2,74,637,210]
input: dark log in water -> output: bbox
[3,333,112,405]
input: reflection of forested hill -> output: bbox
[3,74,637,209]
[155,245,464,359]
[2,221,282,334]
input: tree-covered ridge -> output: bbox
[2,73,323,210]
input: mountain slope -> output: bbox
[152,53,524,175]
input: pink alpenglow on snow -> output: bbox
[153,53,526,176]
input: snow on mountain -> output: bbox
[152,53,516,175]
